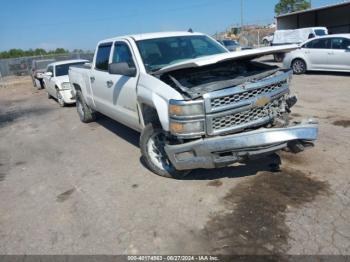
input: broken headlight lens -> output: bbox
[169,99,204,118]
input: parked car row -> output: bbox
[33,31,319,178]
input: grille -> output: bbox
[212,99,282,131]
[210,80,287,109]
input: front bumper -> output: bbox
[165,120,318,170]
[60,89,76,104]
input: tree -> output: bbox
[275,0,311,16]
[54,48,68,54]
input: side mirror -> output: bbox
[109,62,136,77]
[45,71,52,77]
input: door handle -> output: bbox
[106,80,114,87]
[90,76,95,83]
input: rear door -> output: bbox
[90,43,113,115]
[303,38,332,70]
[328,37,350,71]
[90,41,140,129]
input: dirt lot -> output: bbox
[0,67,350,255]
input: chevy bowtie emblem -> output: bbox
[255,96,270,107]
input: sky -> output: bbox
[0,0,344,51]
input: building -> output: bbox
[276,1,350,34]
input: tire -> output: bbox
[75,90,96,123]
[56,89,66,107]
[274,53,284,62]
[291,59,307,75]
[140,123,191,179]
[39,79,45,89]
[32,77,37,87]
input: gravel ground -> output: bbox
[0,68,349,255]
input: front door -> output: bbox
[303,38,332,70]
[107,41,139,129]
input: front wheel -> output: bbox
[140,123,191,179]
[291,59,307,74]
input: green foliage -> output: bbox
[275,0,311,15]
[0,48,69,59]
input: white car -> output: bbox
[283,34,350,74]
[43,60,88,106]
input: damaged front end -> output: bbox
[158,59,318,170]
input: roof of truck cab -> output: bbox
[48,59,89,67]
[100,31,205,43]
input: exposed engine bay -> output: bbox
[158,59,281,99]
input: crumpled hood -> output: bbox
[55,75,70,86]
[154,44,298,75]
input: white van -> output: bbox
[272,27,328,61]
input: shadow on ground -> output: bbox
[96,114,285,180]
[95,114,140,148]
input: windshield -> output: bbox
[315,29,327,36]
[136,35,227,72]
[36,60,54,70]
[55,62,86,76]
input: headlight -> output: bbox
[169,119,205,136]
[61,82,71,90]
[169,99,205,137]
[169,100,204,118]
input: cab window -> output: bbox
[112,42,135,67]
[304,38,330,49]
[95,43,112,71]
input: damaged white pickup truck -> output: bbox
[69,31,318,178]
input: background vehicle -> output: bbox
[9,60,28,76]
[218,39,241,51]
[43,59,88,106]
[31,59,55,89]
[262,34,274,46]
[284,34,350,74]
[69,31,317,178]
[272,27,328,62]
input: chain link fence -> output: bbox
[0,52,94,87]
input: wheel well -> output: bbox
[73,83,81,91]
[292,58,307,69]
[141,104,160,126]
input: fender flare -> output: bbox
[137,91,170,132]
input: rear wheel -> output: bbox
[140,123,191,179]
[292,59,307,74]
[75,90,96,123]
